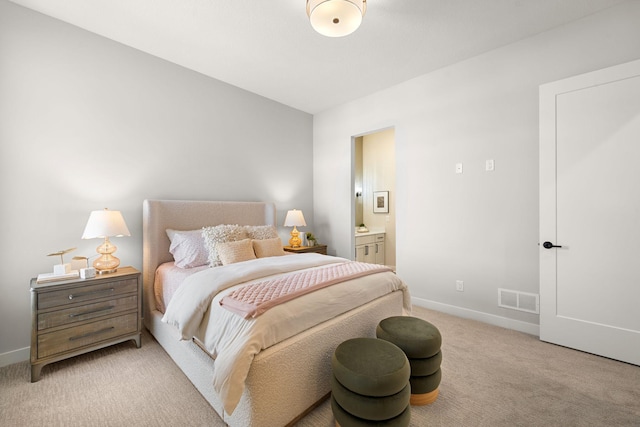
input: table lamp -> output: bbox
[82,208,131,274]
[283,209,306,248]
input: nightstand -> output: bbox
[30,266,142,382]
[283,245,328,255]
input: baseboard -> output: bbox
[411,297,540,336]
[0,347,30,368]
[1,301,538,367]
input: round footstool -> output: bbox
[377,316,443,406]
[331,395,411,427]
[331,338,411,426]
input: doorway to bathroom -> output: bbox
[353,128,396,270]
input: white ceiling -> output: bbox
[9,0,626,114]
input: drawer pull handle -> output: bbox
[69,306,114,318]
[69,326,115,341]
[68,288,115,300]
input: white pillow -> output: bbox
[202,224,249,266]
[166,229,208,269]
[244,225,279,240]
[252,237,286,258]
[216,239,256,265]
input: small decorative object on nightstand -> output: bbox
[283,244,328,255]
[30,266,142,382]
[47,247,76,275]
[305,232,317,246]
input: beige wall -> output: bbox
[0,1,313,363]
[313,1,640,334]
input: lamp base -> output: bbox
[96,267,118,275]
[93,237,121,275]
[289,226,302,248]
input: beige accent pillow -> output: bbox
[215,239,256,265]
[252,237,286,258]
[244,225,279,240]
[202,224,249,266]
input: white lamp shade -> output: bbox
[307,0,366,37]
[82,209,131,239]
[283,209,307,227]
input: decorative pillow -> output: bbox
[216,239,256,265]
[244,225,279,240]
[166,229,208,268]
[202,224,249,266]
[252,237,286,258]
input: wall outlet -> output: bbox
[456,280,464,292]
[455,163,463,174]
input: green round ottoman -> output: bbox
[409,351,442,377]
[376,316,443,405]
[376,316,442,358]
[331,375,410,421]
[331,395,411,427]
[409,369,442,406]
[332,338,410,397]
[331,338,411,425]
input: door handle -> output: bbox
[542,241,562,249]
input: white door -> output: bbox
[539,59,640,366]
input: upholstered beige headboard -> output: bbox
[141,199,276,323]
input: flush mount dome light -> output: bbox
[307,0,367,37]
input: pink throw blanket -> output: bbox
[220,261,392,318]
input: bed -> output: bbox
[142,199,409,426]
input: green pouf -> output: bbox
[376,316,442,358]
[410,368,442,394]
[331,395,411,427]
[331,375,410,421]
[377,316,443,406]
[409,350,442,377]
[332,338,410,397]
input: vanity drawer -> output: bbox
[36,313,138,359]
[355,235,375,245]
[37,278,138,310]
[355,233,385,245]
[37,295,138,331]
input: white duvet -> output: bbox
[162,253,410,415]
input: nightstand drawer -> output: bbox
[37,295,138,331]
[37,278,138,310]
[37,313,138,359]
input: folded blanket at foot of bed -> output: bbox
[220,261,391,318]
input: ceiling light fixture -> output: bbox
[307,0,367,37]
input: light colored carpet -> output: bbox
[1,306,638,426]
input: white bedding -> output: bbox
[162,253,410,415]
